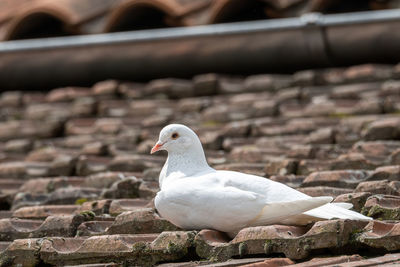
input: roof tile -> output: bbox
[2,62,400,264]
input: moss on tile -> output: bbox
[75,198,89,205]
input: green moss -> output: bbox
[0,255,15,267]
[194,236,233,262]
[299,238,315,250]
[130,240,190,267]
[154,219,180,232]
[75,198,89,205]
[129,242,155,267]
[11,114,22,120]
[202,120,222,127]
[166,241,184,255]
[79,210,95,219]
[132,242,148,252]
[367,206,400,220]
[186,231,197,245]
[210,246,233,262]
[46,182,55,193]
[238,242,248,258]
[91,201,98,208]
[264,240,273,254]
[361,207,369,216]
[349,228,365,244]
[194,238,210,259]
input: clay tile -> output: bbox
[76,221,114,236]
[298,186,353,198]
[0,238,43,266]
[106,208,180,234]
[0,1,34,24]
[362,194,400,220]
[0,218,43,241]
[108,199,150,216]
[289,254,363,267]
[105,0,186,33]
[0,241,11,253]
[5,0,118,40]
[209,0,277,24]
[232,225,308,243]
[334,192,372,212]
[40,235,159,265]
[358,221,400,251]
[241,257,295,267]
[302,170,369,189]
[0,211,13,219]
[13,205,80,219]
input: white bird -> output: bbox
[151,124,371,237]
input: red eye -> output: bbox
[171,133,179,139]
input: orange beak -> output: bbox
[150,141,164,154]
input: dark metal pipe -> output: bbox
[0,9,400,90]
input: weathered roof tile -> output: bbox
[362,194,400,220]
[13,205,80,219]
[2,62,400,265]
[302,170,369,189]
[333,192,372,212]
[106,208,179,235]
[355,180,400,196]
[357,221,400,251]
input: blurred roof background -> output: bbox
[1,0,400,41]
[1,1,400,91]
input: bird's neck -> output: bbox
[159,146,213,188]
[167,149,210,174]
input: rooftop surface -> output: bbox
[0,63,400,266]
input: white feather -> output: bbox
[332,202,354,209]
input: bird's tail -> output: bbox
[304,203,372,221]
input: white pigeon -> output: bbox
[151,124,371,237]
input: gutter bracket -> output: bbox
[300,12,331,66]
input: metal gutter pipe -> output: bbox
[0,9,400,90]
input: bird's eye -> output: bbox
[171,133,179,139]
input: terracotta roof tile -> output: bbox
[0,0,399,41]
[1,63,400,265]
[12,205,80,219]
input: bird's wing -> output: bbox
[157,178,268,231]
[214,170,311,202]
[212,171,372,222]
[248,196,333,226]
[212,171,373,221]
[161,172,331,231]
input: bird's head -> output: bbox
[151,124,201,154]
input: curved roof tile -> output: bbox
[104,0,185,32]
[0,0,399,41]
[3,0,117,40]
